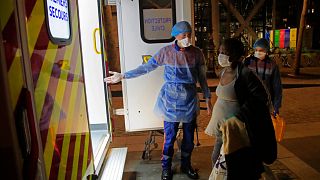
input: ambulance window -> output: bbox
[139,0,176,43]
[44,0,72,45]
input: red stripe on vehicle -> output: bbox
[25,0,37,18]
[2,13,18,71]
[3,0,37,70]
[30,21,49,88]
[64,86,84,180]
[86,138,92,169]
[48,134,64,180]
[77,134,86,179]
[65,135,77,180]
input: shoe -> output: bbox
[161,169,172,180]
[180,166,199,179]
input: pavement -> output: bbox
[109,67,320,180]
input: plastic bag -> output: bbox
[271,114,286,142]
[209,148,227,180]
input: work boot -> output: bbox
[180,166,199,179]
[161,169,172,180]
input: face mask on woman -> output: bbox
[218,54,231,67]
[254,51,266,60]
[177,37,191,48]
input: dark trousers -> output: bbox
[161,119,196,170]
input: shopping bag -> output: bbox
[220,116,250,155]
[271,114,286,142]
[209,149,227,180]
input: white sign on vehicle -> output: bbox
[46,0,71,39]
[143,9,173,40]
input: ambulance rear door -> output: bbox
[116,0,193,132]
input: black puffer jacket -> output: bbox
[225,63,277,180]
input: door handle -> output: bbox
[93,28,102,54]
[15,88,39,180]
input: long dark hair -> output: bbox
[221,38,245,69]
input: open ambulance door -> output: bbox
[116,0,193,132]
[77,0,115,175]
[1,0,115,178]
[78,0,128,178]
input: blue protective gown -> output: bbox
[124,42,211,123]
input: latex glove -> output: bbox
[206,99,212,116]
[104,71,123,84]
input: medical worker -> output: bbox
[105,21,212,180]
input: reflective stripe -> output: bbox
[23,0,93,178]
[57,40,81,179]
[0,0,14,32]
[27,0,45,56]
[70,79,86,179]
[7,50,24,108]
[81,133,91,177]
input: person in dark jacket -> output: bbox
[244,38,282,116]
[207,38,277,179]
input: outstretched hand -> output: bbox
[104,71,123,84]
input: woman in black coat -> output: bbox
[210,38,277,179]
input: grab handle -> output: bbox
[93,28,101,54]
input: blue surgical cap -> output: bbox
[171,21,192,37]
[253,38,270,52]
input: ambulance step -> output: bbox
[100,147,127,180]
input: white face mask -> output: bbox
[254,51,266,60]
[218,54,231,67]
[177,37,191,48]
